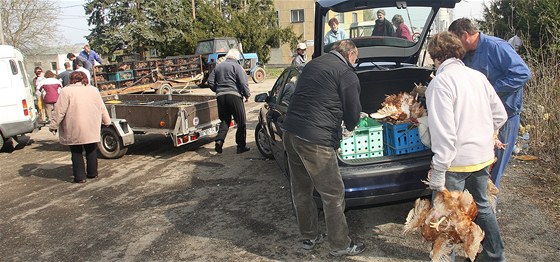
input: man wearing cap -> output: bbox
[292,43,307,66]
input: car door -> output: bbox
[266,68,299,164]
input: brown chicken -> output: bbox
[403,189,484,262]
[370,92,426,123]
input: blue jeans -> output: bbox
[491,114,520,188]
[445,167,505,262]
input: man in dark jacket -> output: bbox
[67,53,93,72]
[283,40,364,257]
[208,48,251,154]
[372,9,395,37]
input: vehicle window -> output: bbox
[10,59,18,75]
[195,41,213,54]
[18,61,30,88]
[269,70,290,104]
[278,70,299,107]
[323,7,431,49]
[215,40,230,53]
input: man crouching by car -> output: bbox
[282,40,365,257]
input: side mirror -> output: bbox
[254,93,268,102]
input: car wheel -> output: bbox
[98,126,128,159]
[255,123,274,159]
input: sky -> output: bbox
[55,0,487,45]
[57,0,90,45]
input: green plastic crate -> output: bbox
[339,118,384,160]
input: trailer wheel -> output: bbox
[157,83,173,94]
[98,126,128,159]
[0,134,4,151]
[252,67,266,83]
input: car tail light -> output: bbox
[22,100,29,116]
[182,136,189,143]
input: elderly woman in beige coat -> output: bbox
[50,71,111,183]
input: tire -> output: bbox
[98,126,128,159]
[157,83,173,94]
[255,123,274,159]
[252,67,266,83]
[0,134,4,151]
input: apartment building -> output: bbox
[271,0,372,66]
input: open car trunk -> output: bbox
[337,66,433,163]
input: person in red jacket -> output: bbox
[37,70,63,123]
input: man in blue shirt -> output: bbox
[324,17,348,46]
[449,18,531,188]
[79,44,103,66]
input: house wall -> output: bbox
[270,0,370,66]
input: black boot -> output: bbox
[236,146,250,154]
[215,140,223,153]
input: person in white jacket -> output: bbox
[425,32,508,261]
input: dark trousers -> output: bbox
[283,131,351,251]
[216,94,247,149]
[69,143,98,181]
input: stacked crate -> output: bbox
[94,64,119,91]
[339,117,384,160]
[383,123,428,156]
[158,56,201,79]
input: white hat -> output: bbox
[297,43,307,50]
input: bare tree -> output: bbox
[0,0,59,51]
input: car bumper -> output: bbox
[0,118,37,138]
[336,154,432,207]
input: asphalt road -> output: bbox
[0,78,557,261]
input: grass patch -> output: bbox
[264,67,287,79]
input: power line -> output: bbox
[59,24,91,31]
[0,4,84,11]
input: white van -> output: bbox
[0,45,38,149]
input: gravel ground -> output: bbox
[0,79,558,261]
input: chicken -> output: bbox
[370,92,426,123]
[404,189,484,262]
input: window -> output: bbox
[51,62,57,70]
[291,9,304,23]
[10,60,18,75]
[336,13,344,23]
[18,61,30,88]
[352,12,358,23]
[278,70,299,107]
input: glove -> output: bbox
[428,169,446,191]
[342,128,353,137]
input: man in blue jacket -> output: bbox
[449,18,531,188]
[283,40,365,257]
[79,44,103,66]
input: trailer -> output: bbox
[98,93,220,159]
[93,55,204,96]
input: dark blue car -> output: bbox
[254,0,461,207]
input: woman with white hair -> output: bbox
[208,48,251,154]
